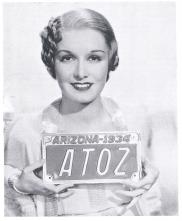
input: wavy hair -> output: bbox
[40,8,119,81]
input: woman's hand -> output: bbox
[14,160,75,197]
[114,159,159,198]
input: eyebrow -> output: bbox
[56,49,106,55]
[55,50,72,56]
[90,50,106,53]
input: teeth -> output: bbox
[75,84,89,88]
[72,83,91,89]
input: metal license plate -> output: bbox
[42,132,141,184]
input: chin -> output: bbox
[73,96,97,105]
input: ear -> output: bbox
[110,55,119,71]
[113,55,119,71]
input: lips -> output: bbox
[71,82,93,91]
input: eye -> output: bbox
[60,55,74,62]
[88,55,101,62]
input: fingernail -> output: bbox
[142,186,150,191]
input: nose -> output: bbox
[74,58,88,80]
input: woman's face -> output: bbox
[54,28,110,104]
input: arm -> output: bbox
[4,117,75,197]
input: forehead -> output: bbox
[56,28,109,53]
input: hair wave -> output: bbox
[40,9,119,80]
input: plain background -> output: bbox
[3,1,177,215]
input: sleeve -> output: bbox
[4,118,29,172]
[134,182,162,215]
[4,118,37,216]
[102,97,128,130]
[116,105,162,215]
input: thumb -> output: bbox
[23,159,45,173]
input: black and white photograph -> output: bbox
[3,0,178,216]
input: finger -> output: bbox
[114,188,146,198]
[43,183,62,193]
[118,179,149,189]
[142,184,151,191]
[118,173,158,189]
[27,174,59,194]
[142,164,159,185]
[123,178,151,189]
[55,183,75,193]
[41,182,75,194]
[117,162,159,189]
[43,189,57,196]
[29,181,58,196]
[59,190,74,198]
[44,190,75,198]
[142,159,159,178]
[33,188,54,196]
[23,159,45,173]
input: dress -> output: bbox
[4,97,162,216]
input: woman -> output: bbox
[4,8,161,216]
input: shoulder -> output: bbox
[102,97,127,130]
[102,97,151,141]
[102,96,122,115]
[102,97,150,126]
[5,112,43,167]
[102,96,119,108]
[115,103,152,151]
[118,103,150,132]
[6,112,42,143]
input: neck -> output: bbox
[60,96,103,118]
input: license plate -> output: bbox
[42,132,141,184]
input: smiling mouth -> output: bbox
[71,82,93,91]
